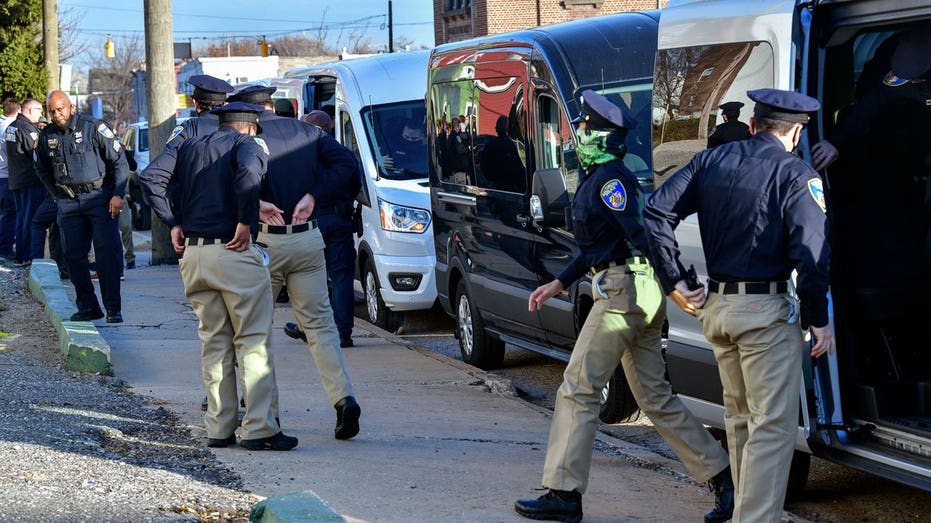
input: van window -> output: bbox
[536,94,579,200]
[340,110,361,161]
[362,100,428,180]
[138,127,149,153]
[430,80,475,185]
[651,42,774,186]
[473,76,527,193]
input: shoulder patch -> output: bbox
[253,136,270,155]
[708,126,717,136]
[807,178,826,214]
[97,123,115,139]
[29,131,39,144]
[600,178,627,211]
[166,125,184,144]
[883,71,908,87]
[4,126,15,141]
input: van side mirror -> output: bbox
[531,168,569,227]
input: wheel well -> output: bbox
[448,266,463,305]
[576,293,593,332]
[357,243,373,278]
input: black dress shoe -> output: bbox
[207,435,236,448]
[71,309,104,322]
[705,466,734,523]
[240,431,298,451]
[334,396,361,440]
[340,336,353,348]
[283,322,307,342]
[515,489,583,523]
[106,311,123,323]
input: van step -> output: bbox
[853,417,931,459]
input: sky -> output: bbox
[59,0,436,66]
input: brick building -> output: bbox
[434,0,668,45]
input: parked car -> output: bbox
[121,118,191,231]
[428,12,660,423]
[647,0,931,495]
[284,51,437,332]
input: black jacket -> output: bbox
[4,113,43,190]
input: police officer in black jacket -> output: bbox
[228,86,363,440]
[645,89,834,523]
[35,90,128,323]
[5,98,47,265]
[515,91,734,523]
[164,75,233,152]
[140,102,297,451]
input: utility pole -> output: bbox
[388,1,393,53]
[43,0,59,92]
[144,0,180,265]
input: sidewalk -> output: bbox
[46,241,725,522]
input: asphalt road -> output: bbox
[383,305,931,523]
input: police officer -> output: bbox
[5,98,47,265]
[139,102,297,451]
[644,88,835,523]
[285,109,362,348]
[164,75,233,152]
[514,91,734,523]
[35,90,127,323]
[707,101,751,148]
[228,86,363,440]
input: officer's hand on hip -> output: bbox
[109,195,123,219]
[669,280,705,317]
[170,225,185,254]
[259,200,285,225]
[810,325,835,358]
[529,279,564,312]
[811,140,839,171]
[225,223,252,252]
[292,193,315,224]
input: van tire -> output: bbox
[363,258,403,333]
[455,279,505,369]
[599,364,641,424]
[785,451,811,501]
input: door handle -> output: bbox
[516,213,532,226]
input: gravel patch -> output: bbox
[0,264,257,522]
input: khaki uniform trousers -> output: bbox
[179,242,279,440]
[697,293,803,523]
[258,225,354,405]
[543,262,730,493]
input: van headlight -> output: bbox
[378,199,431,233]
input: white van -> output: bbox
[284,51,436,332]
[650,0,931,494]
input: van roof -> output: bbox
[283,51,430,107]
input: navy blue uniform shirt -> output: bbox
[164,113,219,152]
[140,127,267,238]
[4,113,42,190]
[644,132,831,327]
[35,113,128,199]
[556,159,650,287]
[257,110,358,221]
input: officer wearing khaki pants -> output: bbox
[645,89,835,522]
[514,91,734,523]
[140,102,297,451]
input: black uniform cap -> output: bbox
[718,101,744,112]
[189,75,233,102]
[570,89,637,131]
[891,29,931,80]
[747,88,820,124]
[211,101,265,132]
[227,85,277,105]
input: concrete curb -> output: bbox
[250,491,345,523]
[27,259,111,374]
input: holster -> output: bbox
[56,184,77,199]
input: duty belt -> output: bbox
[591,256,650,273]
[707,279,788,295]
[184,236,233,246]
[258,220,317,234]
[56,178,104,198]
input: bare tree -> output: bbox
[82,33,145,131]
[58,7,89,64]
[198,37,261,57]
[271,34,333,56]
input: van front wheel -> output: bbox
[599,364,641,424]
[363,258,403,333]
[455,280,505,369]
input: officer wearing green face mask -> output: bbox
[515,90,734,523]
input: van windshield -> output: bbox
[362,101,428,180]
[582,80,654,183]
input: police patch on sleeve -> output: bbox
[600,179,627,211]
[883,71,908,87]
[166,125,184,144]
[4,126,16,141]
[253,137,270,156]
[97,123,115,139]
[807,178,826,213]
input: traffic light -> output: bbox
[260,36,269,57]
[105,34,115,58]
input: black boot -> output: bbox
[705,466,734,523]
[514,489,582,523]
[334,396,361,440]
